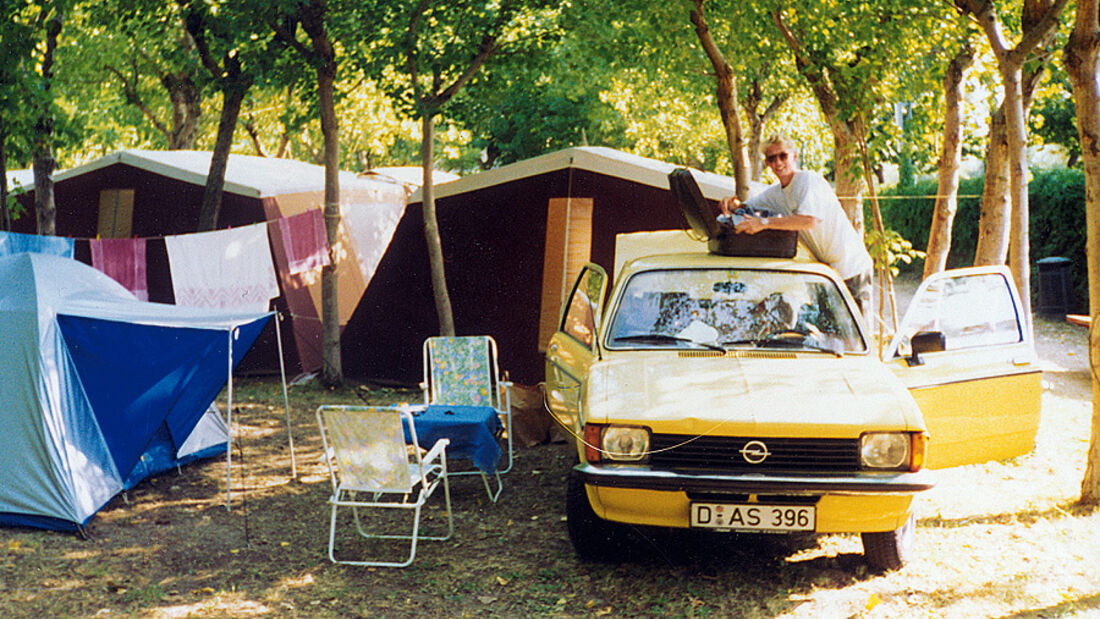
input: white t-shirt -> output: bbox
[745,170,872,280]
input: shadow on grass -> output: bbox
[580,525,871,576]
[995,593,1100,618]
[919,499,1099,528]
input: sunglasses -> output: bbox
[765,151,790,164]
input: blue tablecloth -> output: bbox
[403,405,502,474]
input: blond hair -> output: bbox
[761,134,799,156]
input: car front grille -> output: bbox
[648,434,861,472]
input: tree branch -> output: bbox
[433,0,517,106]
[772,5,838,119]
[1009,0,1070,65]
[689,0,732,80]
[104,64,171,138]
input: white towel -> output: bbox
[165,224,279,312]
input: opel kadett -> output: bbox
[544,190,1040,571]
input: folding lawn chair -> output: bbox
[317,405,453,567]
[421,335,513,499]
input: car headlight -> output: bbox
[584,425,650,462]
[860,432,911,469]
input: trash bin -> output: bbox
[1037,256,1074,318]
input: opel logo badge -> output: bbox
[740,440,770,464]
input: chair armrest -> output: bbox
[421,437,450,466]
[498,380,513,413]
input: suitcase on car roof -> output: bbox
[668,168,797,259]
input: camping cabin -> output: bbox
[11,150,408,376]
[342,146,749,387]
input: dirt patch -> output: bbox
[1,281,1099,618]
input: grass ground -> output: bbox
[1,302,1097,618]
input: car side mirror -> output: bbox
[907,331,946,367]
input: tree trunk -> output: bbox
[318,56,342,387]
[832,125,865,233]
[1063,0,1100,504]
[1,115,9,232]
[1002,65,1034,334]
[771,7,863,234]
[925,42,976,278]
[716,75,749,200]
[163,71,202,150]
[421,113,456,336]
[197,83,247,231]
[32,150,55,236]
[689,1,748,199]
[33,8,62,236]
[959,0,1067,337]
[744,78,786,182]
[974,104,1012,265]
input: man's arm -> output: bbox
[734,212,819,234]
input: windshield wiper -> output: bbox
[613,333,726,352]
[720,335,843,357]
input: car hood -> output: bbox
[584,352,924,437]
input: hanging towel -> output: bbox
[277,208,329,275]
[0,231,74,258]
[89,238,149,301]
[341,198,405,285]
[165,223,279,312]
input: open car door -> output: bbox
[885,266,1041,469]
[544,264,608,436]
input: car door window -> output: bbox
[561,266,606,350]
[890,268,1024,357]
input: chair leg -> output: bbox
[417,471,454,541]
[499,408,514,474]
[327,483,452,567]
[328,501,340,565]
[480,471,503,503]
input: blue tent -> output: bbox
[0,253,272,533]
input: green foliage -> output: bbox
[865,227,925,277]
[449,16,617,169]
[880,175,985,270]
[881,168,1088,312]
[1030,90,1080,167]
[1030,167,1087,312]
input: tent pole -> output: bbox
[274,312,297,478]
[226,328,235,510]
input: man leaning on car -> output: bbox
[720,134,874,327]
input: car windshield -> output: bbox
[606,268,866,353]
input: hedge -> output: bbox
[879,168,1087,314]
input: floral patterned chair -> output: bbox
[421,336,514,481]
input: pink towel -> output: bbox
[278,209,329,275]
[89,238,148,301]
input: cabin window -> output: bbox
[97,189,135,238]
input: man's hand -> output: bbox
[718,195,741,216]
[734,213,769,235]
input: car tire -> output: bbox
[566,470,630,562]
[861,513,915,572]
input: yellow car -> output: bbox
[544,231,1040,571]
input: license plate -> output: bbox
[690,503,815,532]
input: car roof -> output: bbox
[617,251,840,282]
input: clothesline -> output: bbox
[0,209,328,314]
[856,194,984,200]
[7,214,292,243]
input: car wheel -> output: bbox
[566,470,630,562]
[861,513,915,571]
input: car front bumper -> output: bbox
[575,463,935,533]
[575,462,936,494]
